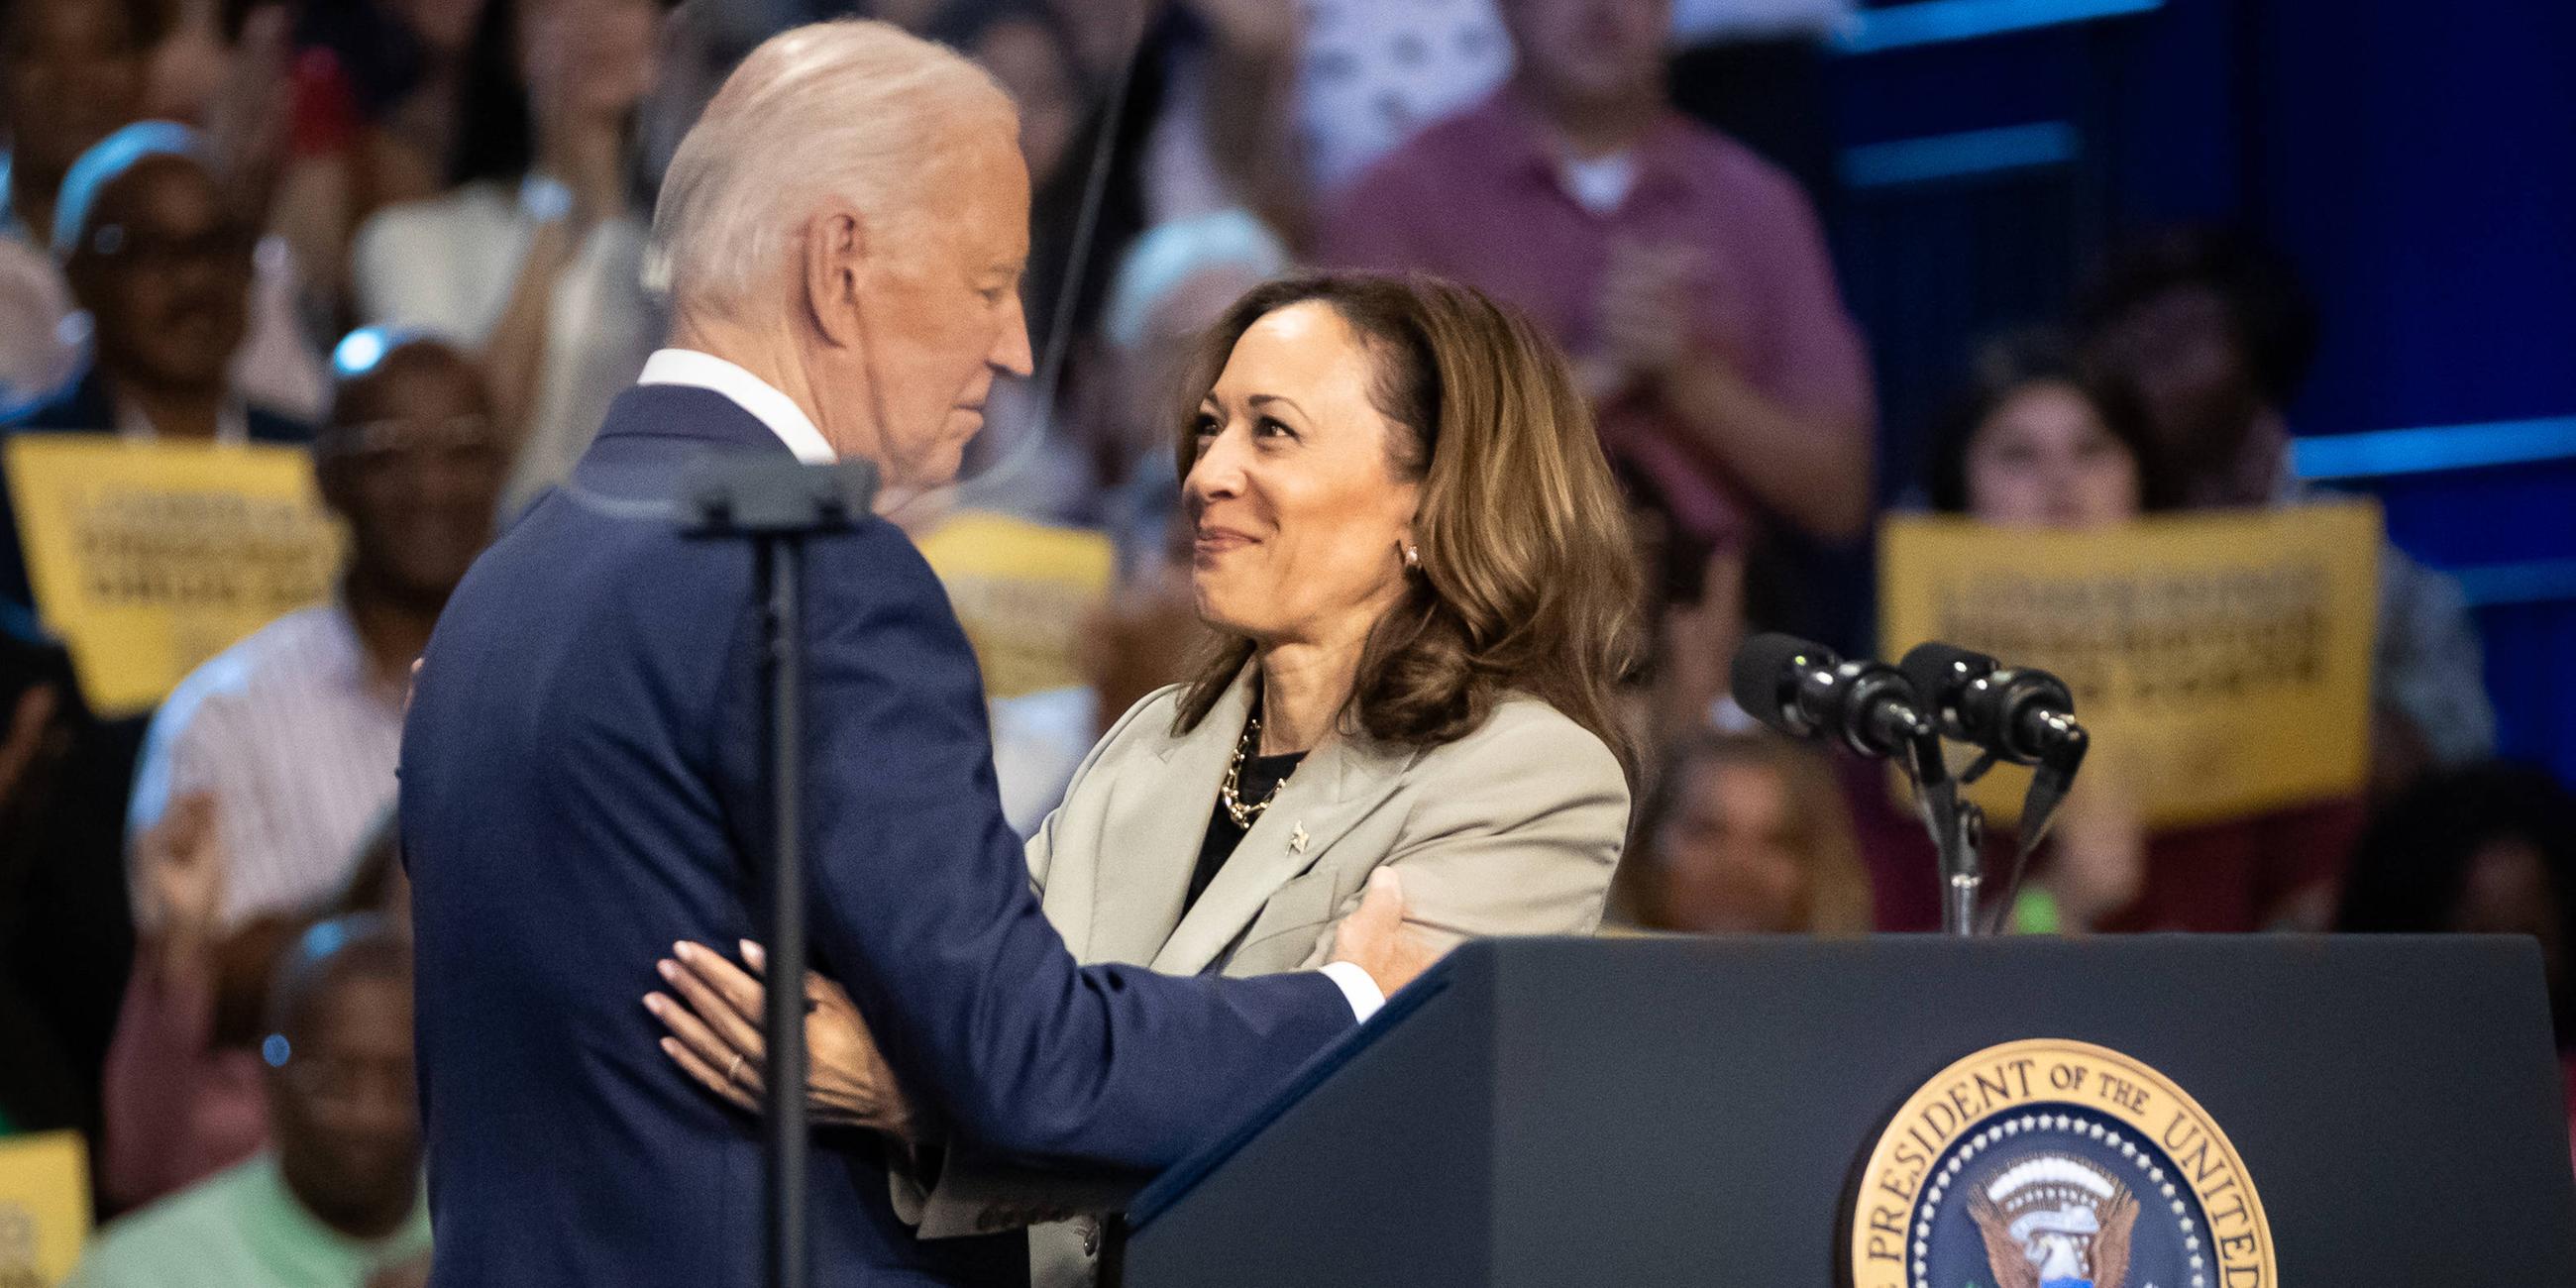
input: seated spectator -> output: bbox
[69,914,429,1288]
[0,234,78,405]
[0,122,315,607]
[126,329,500,934]
[96,790,296,1211]
[1871,335,2365,933]
[1610,728,1872,933]
[2,0,326,417]
[140,0,332,416]
[0,0,150,252]
[0,604,139,1153]
[930,0,1083,194]
[1295,0,1512,200]
[2335,763,2576,1162]
[1078,207,1292,525]
[1607,451,1806,763]
[353,0,668,517]
[0,0,150,403]
[94,332,495,1208]
[1320,0,1875,550]
[2080,227,2495,790]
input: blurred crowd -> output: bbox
[0,0,2565,1280]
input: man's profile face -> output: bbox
[1501,0,1671,112]
[69,157,254,393]
[829,126,1034,490]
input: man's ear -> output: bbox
[803,204,870,350]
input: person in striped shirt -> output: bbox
[102,330,503,1211]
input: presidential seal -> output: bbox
[1848,1039,2274,1288]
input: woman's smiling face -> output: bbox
[1183,300,1422,648]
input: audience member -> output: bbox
[353,0,667,517]
[2,0,328,417]
[2080,227,2496,789]
[264,0,510,337]
[125,330,500,933]
[1611,453,1739,758]
[0,0,150,401]
[70,914,430,1288]
[0,605,139,1153]
[99,331,494,1209]
[0,122,315,607]
[1019,0,1301,364]
[1295,0,1511,198]
[96,790,292,1210]
[2336,763,2576,1157]
[930,0,1084,192]
[142,0,333,416]
[1080,208,1291,521]
[0,0,151,250]
[1871,335,2365,933]
[1611,727,1872,933]
[1320,0,1875,550]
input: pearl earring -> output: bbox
[1403,544,1421,570]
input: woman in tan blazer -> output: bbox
[647,273,1643,1281]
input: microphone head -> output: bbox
[1730,633,1840,735]
[1897,640,1997,707]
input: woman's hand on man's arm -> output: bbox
[646,940,922,1143]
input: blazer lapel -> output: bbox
[1148,719,1419,976]
[1075,671,1252,965]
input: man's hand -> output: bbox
[1591,239,1714,389]
[1327,870,1443,1002]
[142,792,227,938]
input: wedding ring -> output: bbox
[726,1053,745,1086]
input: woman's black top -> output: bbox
[1184,748,1306,915]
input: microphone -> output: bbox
[1730,633,1932,759]
[1896,642,2086,767]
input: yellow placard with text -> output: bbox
[916,510,1115,700]
[0,1130,91,1286]
[1878,501,2380,828]
[7,437,343,715]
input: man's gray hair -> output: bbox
[646,20,1017,315]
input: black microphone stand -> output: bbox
[1899,726,1986,936]
[682,455,878,1288]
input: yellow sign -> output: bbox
[1849,1038,2274,1288]
[1879,503,2379,828]
[0,1131,91,1286]
[6,437,342,715]
[915,510,1115,700]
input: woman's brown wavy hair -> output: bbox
[1169,273,1644,772]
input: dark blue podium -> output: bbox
[1123,936,2576,1286]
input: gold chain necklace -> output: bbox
[1220,714,1292,828]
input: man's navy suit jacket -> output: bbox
[400,383,1352,1285]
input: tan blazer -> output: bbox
[904,667,1631,1281]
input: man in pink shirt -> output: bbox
[1318,0,1875,549]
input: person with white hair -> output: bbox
[399,21,1432,1286]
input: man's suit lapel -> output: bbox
[1148,712,1418,976]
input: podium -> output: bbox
[1124,936,2576,1286]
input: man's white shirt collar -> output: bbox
[637,348,836,465]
